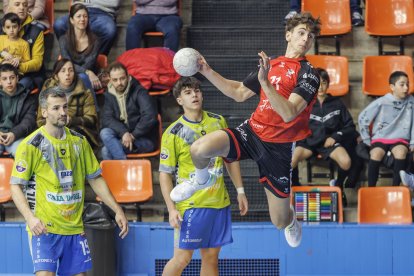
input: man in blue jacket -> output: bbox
[100,62,158,160]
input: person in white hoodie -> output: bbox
[358,71,414,187]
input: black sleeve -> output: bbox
[293,61,320,104]
[242,69,261,95]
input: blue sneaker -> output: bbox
[170,173,217,202]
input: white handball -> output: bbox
[173,48,201,76]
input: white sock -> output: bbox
[195,167,209,184]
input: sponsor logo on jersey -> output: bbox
[160,148,169,160]
[15,159,27,173]
[58,170,73,184]
[46,190,82,205]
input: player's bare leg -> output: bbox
[162,248,194,276]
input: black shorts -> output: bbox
[371,141,408,152]
[296,139,342,160]
[223,120,294,198]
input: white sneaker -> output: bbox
[400,170,414,190]
[170,173,217,202]
[329,179,336,187]
[284,206,302,248]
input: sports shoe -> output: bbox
[284,206,302,248]
[400,170,414,190]
[170,173,217,202]
[352,11,364,26]
[329,179,336,187]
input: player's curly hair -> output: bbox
[172,77,201,99]
[285,12,321,36]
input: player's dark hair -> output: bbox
[389,71,408,85]
[1,13,21,28]
[39,87,66,109]
[172,77,201,99]
[285,12,321,36]
[0,63,18,77]
[316,67,330,86]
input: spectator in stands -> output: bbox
[0,13,31,74]
[358,71,414,187]
[291,68,361,206]
[3,0,49,31]
[126,0,183,52]
[54,0,119,56]
[10,87,128,276]
[100,62,158,160]
[58,3,101,103]
[0,63,37,157]
[5,0,45,91]
[284,0,364,26]
[160,77,248,276]
[36,58,100,151]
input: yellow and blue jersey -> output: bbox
[11,127,101,235]
[159,111,230,214]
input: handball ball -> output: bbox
[173,48,201,76]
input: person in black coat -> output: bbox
[100,62,158,160]
[291,68,361,206]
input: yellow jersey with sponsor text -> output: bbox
[11,127,101,235]
[159,111,230,214]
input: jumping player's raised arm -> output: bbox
[198,55,256,102]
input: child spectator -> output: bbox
[0,63,37,157]
[291,68,360,206]
[358,71,414,187]
[0,13,31,75]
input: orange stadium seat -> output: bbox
[306,55,349,96]
[365,0,414,55]
[43,0,54,35]
[362,55,414,96]
[358,186,412,224]
[127,114,162,159]
[290,186,343,223]
[0,158,14,221]
[100,159,153,221]
[301,0,351,55]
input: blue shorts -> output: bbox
[175,206,233,250]
[30,233,92,276]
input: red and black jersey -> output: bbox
[243,56,319,143]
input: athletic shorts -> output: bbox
[296,140,342,160]
[175,206,233,250]
[30,233,92,276]
[371,141,408,152]
[224,120,295,198]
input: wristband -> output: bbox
[237,187,245,194]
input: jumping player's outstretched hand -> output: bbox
[198,54,211,75]
[258,51,271,84]
[168,209,183,228]
[115,211,129,239]
[237,193,249,216]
